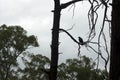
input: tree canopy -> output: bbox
[18,53,108,80]
[0,24,39,80]
[0,25,108,79]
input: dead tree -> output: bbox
[50,0,120,80]
[50,0,83,80]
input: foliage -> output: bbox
[57,56,108,80]
[0,24,108,80]
[19,53,50,80]
[18,54,108,80]
[0,24,39,80]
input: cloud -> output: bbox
[0,0,92,59]
[0,0,110,70]
[0,0,53,24]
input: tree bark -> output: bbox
[49,0,61,80]
[109,0,120,80]
[49,0,83,80]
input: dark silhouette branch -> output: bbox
[59,28,79,44]
[59,28,98,46]
[59,28,84,56]
[59,28,98,56]
[60,0,83,9]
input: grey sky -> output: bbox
[0,0,111,69]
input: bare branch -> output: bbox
[60,0,83,9]
[59,28,84,56]
[102,32,110,72]
[59,28,79,44]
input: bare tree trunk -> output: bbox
[49,0,83,80]
[109,0,120,80]
[49,0,61,80]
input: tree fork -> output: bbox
[50,0,83,80]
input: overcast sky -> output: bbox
[0,0,111,69]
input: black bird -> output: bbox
[78,37,84,45]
